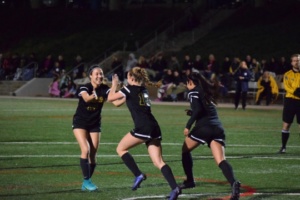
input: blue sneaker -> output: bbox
[168,186,181,200]
[132,174,147,190]
[81,179,98,191]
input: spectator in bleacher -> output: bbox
[265,57,277,76]
[62,78,77,98]
[181,54,193,76]
[230,57,240,75]
[2,53,13,79]
[37,54,54,77]
[74,71,90,86]
[202,61,217,81]
[110,55,124,81]
[233,60,252,110]
[137,55,156,81]
[28,52,38,63]
[275,56,290,84]
[48,76,60,97]
[155,69,174,102]
[250,58,261,81]
[59,69,72,97]
[260,58,268,72]
[245,54,252,69]
[52,61,63,78]
[11,52,20,69]
[57,54,66,70]
[168,54,181,72]
[206,53,220,76]
[124,53,137,82]
[278,54,300,154]
[167,69,187,102]
[219,56,232,92]
[72,55,85,80]
[150,52,168,81]
[255,71,278,105]
[193,54,205,73]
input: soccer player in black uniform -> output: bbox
[72,65,121,191]
[107,67,181,200]
[179,72,241,200]
[278,54,300,153]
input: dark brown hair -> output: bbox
[187,72,219,105]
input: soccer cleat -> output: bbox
[230,181,241,200]
[168,186,181,200]
[179,180,195,189]
[278,147,286,154]
[132,174,147,190]
[81,179,98,191]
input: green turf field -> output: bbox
[0,97,299,200]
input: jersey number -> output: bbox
[139,91,151,107]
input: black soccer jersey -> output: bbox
[120,85,159,129]
[186,86,222,129]
[73,83,110,126]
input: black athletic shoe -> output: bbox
[179,180,195,189]
[278,147,286,154]
[132,174,147,190]
[168,186,181,200]
[230,181,241,200]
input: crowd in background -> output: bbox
[0,51,292,101]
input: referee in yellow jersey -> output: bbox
[279,54,300,153]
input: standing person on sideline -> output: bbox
[72,65,120,191]
[180,72,241,200]
[107,67,181,200]
[278,54,300,153]
[234,61,252,110]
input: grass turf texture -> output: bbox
[0,97,299,200]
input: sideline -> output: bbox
[0,95,283,110]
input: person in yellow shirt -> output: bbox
[255,71,279,105]
[278,54,300,153]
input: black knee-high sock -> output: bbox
[182,152,194,182]
[281,130,290,148]
[121,152,142,177]
[90,163,96,178]
[219,160,235,186]
[80,158,90,180]
[161,164,177,190]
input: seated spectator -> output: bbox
[149,52,167,81]
[255,71,279,106]
[155,69,174,101]
[74,71,89,86]
[137,55,156,81]
[166,69,187,102]
[193,54,204,73]
[59,70,72,97]
[52,61,62,78]
[49,76,60,97]
[62,78,77,98]
[37,54,54,78]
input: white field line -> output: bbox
[2,108,127,112]
[0,142,299,149]
[121,193,300,200]
[0,155,300,160]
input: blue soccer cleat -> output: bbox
[132,173,147,190]
[81,179,98,192]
